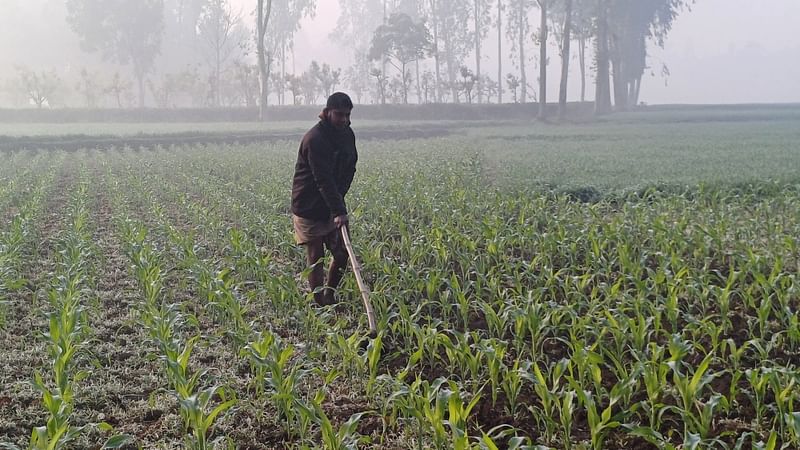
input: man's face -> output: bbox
[327,108,352,130]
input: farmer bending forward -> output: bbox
[291,92,358,306]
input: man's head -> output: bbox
[322,92,353,130]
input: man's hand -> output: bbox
[333,214,349,228]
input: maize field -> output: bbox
[0,110,799,449]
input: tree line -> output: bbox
[3,0,691,119]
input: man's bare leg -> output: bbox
[305,238,329,305]
[324,244,349,304]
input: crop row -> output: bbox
[2,139,798,449]
[89,143,800,448]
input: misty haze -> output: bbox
[1,0,798,108]
[1,1,799,449]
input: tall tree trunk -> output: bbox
[497,0,502,104]
[578,34,586,103]
[257,44,269,116]
[631,74,641,106]
[443,24,458,102]
[558,0,572,119]
[136,72,145,108]
[402,61,409,104]
[280,38,286,106]
[538,0,547,119]
[415,59,421,103]
[216,47,221,107]
[382,0,388,83]
[518,0,526,103]
[611,57,628,111]
[257,0,273,121]
[474,0,482,103]
[610,8,629,111]
[431,0,442,102]
[594,0,611,115]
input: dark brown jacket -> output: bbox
[291,120,358,220]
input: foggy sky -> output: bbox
[2,0,799,105]
[241,0,800,105]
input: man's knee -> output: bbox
[331,246,349,266]
[305,239,325,265]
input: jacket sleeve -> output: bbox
[339,142,358,196]
[305,134,348,217]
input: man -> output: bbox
[291,92,358,306]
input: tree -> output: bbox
[606,0,689,110]
[480,75,499,102]
[76,68,102,108]
[196,0,249,107]
[388,75,405,103]
[14,68,63,108]
[595,0,612,114]
[256,0,274,119]
[66,0,165,107]
[105,72,134,108]
[420,70,435,103]
[284,73,303,105]
[551,0,591,105]
[300,63,321,104]
[161,0,207,72]
[422,0,442,102]
[233,61,260,107]
[472,0,492,103]
[458,66,477,103]
[334,0,386,101]
[369,13,431,104]
[572,0,593,103]
[312,62,342,97]
[496,0,504,103]
[556,0,572,118]
[267,0,316,105]
[506,0,534,103]
[536,0,548,119]
[369,68,389,104]
[506,73,520,103]
[147,69,204,107]
[148,73,179,108]
[344,60,369,104]
[431,0,473,102]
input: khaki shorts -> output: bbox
[292,214,338,245]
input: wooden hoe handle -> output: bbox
[340,224,378,335]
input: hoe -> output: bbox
[340,224,378,338]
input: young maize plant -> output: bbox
[479,338,507,407]
[441,381,482,450]
[500,358,525,418]
[295,390,368,450]
[135,169,265,355]
[245,329,309,439]
[243,330,278,398]
[117,208,236,449]
[2,130,793,449]
[0,169,53,327]
[0,219,26,328]
[178,385,236,450]
[526,359,569,444]
[25,179,94,449]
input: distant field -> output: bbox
[2,105,799,193]
[0,121,309,137]
[473,117,800,192]
[1,106,798,449]
[0,119,492,138]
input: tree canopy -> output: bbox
[65,0,165,107]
